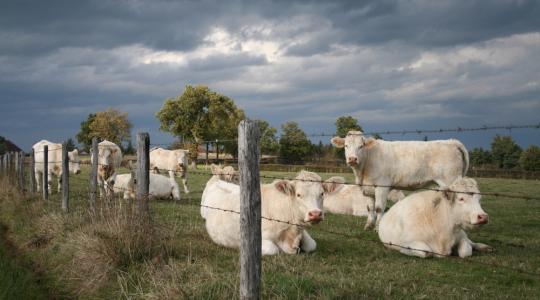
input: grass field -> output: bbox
[0,165,539,299]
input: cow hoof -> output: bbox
[364,223,374,230]
[475,243,493,252]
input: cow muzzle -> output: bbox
[347,157,358,166]
[473,213,489,225]
[306,210,323,224]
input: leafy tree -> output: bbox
[469,147,493,167]
[491,135,522,169]
[76,113,96,151]
[89,108,133,146]
[257,120,279,155]
[156,85,244,160]
[123,140,135,155]
[279,122,312,164]
[519,145,540,171]
[372,133,383,140]
[335,116,363,137]
[65,138,76,151]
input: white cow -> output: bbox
[201,164,238,219]
[378,177,491,258]
[203,171,329,255]
[331,131,469,229]
[91,140,122,198]
[149,147,190,194]
[32,140,81,192]
[113,171,181,201]
[323,176,405,217]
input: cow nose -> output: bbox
[308,210,323,221]
[477,213,489,224]
[347,157,358,165]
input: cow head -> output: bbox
[442,177,489,229]
[275,171,325,224]
[97,147,118,179]
[68,149,81,174]
[175,150,189,176]
[331,131,375,167]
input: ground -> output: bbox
[0,165,539,299]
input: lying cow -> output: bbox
[378,177,491,258]
[201,164,239,219]
[203,171,328,255]
[113,169,181,201]
[323,176,404,218]
[331,131,469,230]
[149,147,190,194]
[33,140,81,192]
[91,140,122,197]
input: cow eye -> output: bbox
[345,145,348,148]
[296,193,301,198]
[459,197,464,202]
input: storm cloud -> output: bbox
[1,0,539,150]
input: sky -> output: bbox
[1,0,539,151]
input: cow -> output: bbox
[113,170,181,201]
[201,164,239,219]
[32,140,81,193]
[91,140,122,198]
[323,176,405,218]
[149,147,190,194]
[203,170,329,255]
[378,177,492,258]
[331,131,469,230]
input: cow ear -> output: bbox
[364,137,376,148]
[442,187,455,201]
[323,177,345,194]
[274,180,295,196]
[331,137,345,148]
[210,164,221,175]
[72,149,78,155]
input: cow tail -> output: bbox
[455,141,469,176]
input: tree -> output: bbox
[372,133,383,140]
[491,135,522,169]
[0,136,6,155]
[89,108,133,146]
[470,147,493,167]
[520,145,540,171]
[279,122,312,164]
[123,140,135,155]
[156,85,245,160]
[65,138,76,151]
[335,116,363,137]
[257,120,279,155]
[76,113,96,151]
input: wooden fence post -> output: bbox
[238,119,261,300]
[18,152,24,191]
[43,145,48,201]
[14,151,19,181]
[215,140,220,163]
[89,138,98,211]
[30,149,36,193]
[206,142,209,166]
[6,152,12,177]
[62,142,69,212]
[0,154,3,175]
[137,132,150,216]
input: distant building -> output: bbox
[0,136,22,155]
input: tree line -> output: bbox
[70,85,539,171]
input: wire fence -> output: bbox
[1,124,539,297]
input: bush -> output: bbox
[520,145,540,171]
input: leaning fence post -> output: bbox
[62,142,69,212]
[43,145,48,201]
[137,132,150,216]
[89,138,98,211]
[238,119,261,300]
[18,152,24,191]
[30,149,36,193]
[7,152,12,178]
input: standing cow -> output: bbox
[33,140,81,193]
[203,171,328,255]
[331,131,469,230]
[378,177,491,258]
[91,140,122,198]
[149,147,190,194]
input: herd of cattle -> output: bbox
[31,130,492,259]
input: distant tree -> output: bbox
[76,113,96,151]
[65,138,76,151]
[491,135,522,169]
[335,116,363,137]
[89,108,133,146]
[257,120,279,155]
[279,122,312,164]
[156,85,245,160]
[123,140,135,155]
[372,133,383,140]
[470,147,493,167]
[519,145,540,171]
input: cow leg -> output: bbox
[47,170,53,193]
[181,174,190,194]
[364,197,376,230]
[300,230,317,253]
[261,239,281,255]
[459,231,492,254]
[57,176,62,193]
[400,241,434,258]
[374,187,390,230]
[35,171,41,192]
